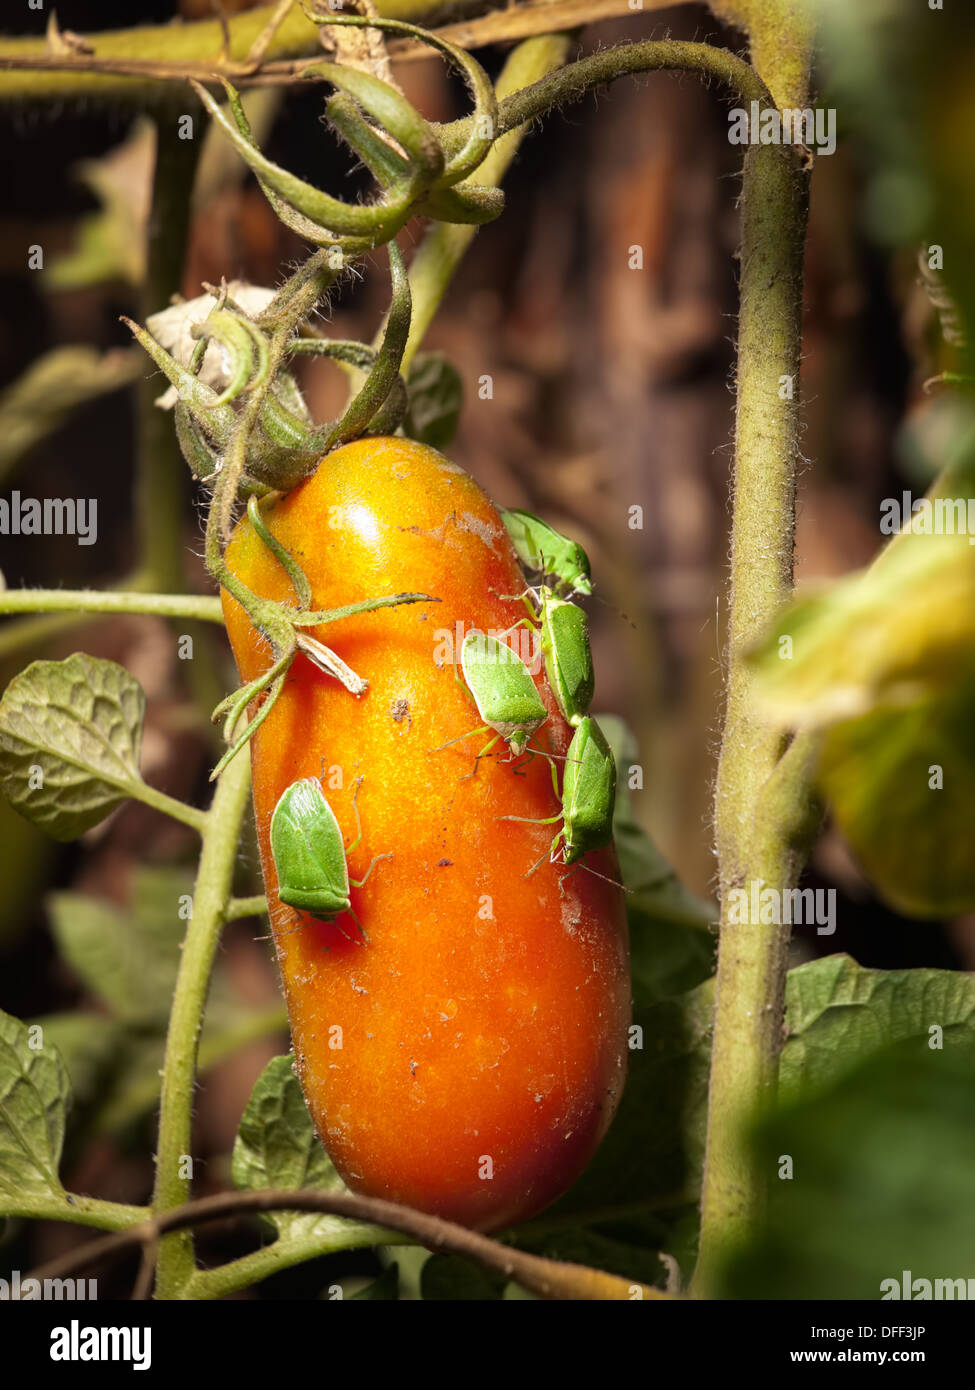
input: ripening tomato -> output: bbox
[222,436,629,1231]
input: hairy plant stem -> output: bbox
[0,1,669,100]
[135,116,201,594]
[0,590,223,622]
[0,1194,147,1233]
[152,749,252,1299]
[691,142,812,1295]
[30,1189,670,1302]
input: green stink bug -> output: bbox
[504,585,594,727]
[435,628,547,772]
[503,715,617,874]
[501,508,593,598]
[270,777,389,939]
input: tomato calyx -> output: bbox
[211,493,439,779]
[124,242,413,497]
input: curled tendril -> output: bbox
[306,12,499,188]
[186,10,503,258]
[190,73,435,241]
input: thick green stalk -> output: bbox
[0,1,490,103]
[0,1194,147,1233]
[133,118,201,594]
[692,142,811,1297]
[152,749,252,1299]
[486,40,770,140]
[0,589,223,621]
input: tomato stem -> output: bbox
[134,117,200,595]
[692,9,817,1298]
[152,748,252,1299]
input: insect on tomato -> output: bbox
[222,436,630,1232]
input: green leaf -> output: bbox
[47,119,152,291]
[748,528,975,730]
[599,713,716,1005]
[721,1042,975,1299]
[746,495,975,915]
[47,867,193,1027]
[818,685,975,916]
[0,1009,70,1207]
[0,347,140,485]
[0,654,147,841]
[404,352,463,451]
[781,954,975,1100]
[232,1054,380,1247]
[518,956,975,1293]
[546,979,714,1225]
[30,1014,124,1113]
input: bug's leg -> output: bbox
[498,811,562,826]
[344,775,366,854]
[509,746,536,775]
[269,907,310,941]
[494,611,542,676]
[336,906,368,943]
[431,724,488,754]
[495,614,535,642]
[349,851,393,889]
[523,847,550,879]
[462,731,500,780]
[572,859,630,892]
[546,749,561,799]
[556,862,579,898]
[520,828,559,872]
[449,649,479,708]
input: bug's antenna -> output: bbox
[559,860,631,893]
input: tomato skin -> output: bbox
[223,437,629,1231]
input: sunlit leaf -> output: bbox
[0,654,146,841]
[781,953,975,1097]
[818,685,975,916]
[0,1009,70,1208]
[748,528,975,729]
[0,346,140,483]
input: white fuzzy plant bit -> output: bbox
[147,284,277,410]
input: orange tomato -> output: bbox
[222,436,630,1231]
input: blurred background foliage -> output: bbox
[1,0,975,1298]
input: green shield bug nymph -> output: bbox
[541,592,594,726]
[435,628,547,772]
[501,508,593,598]
[502,716,618,876]
[505,586,594,727]
[270,777,389,939]
[557,715,617,863]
